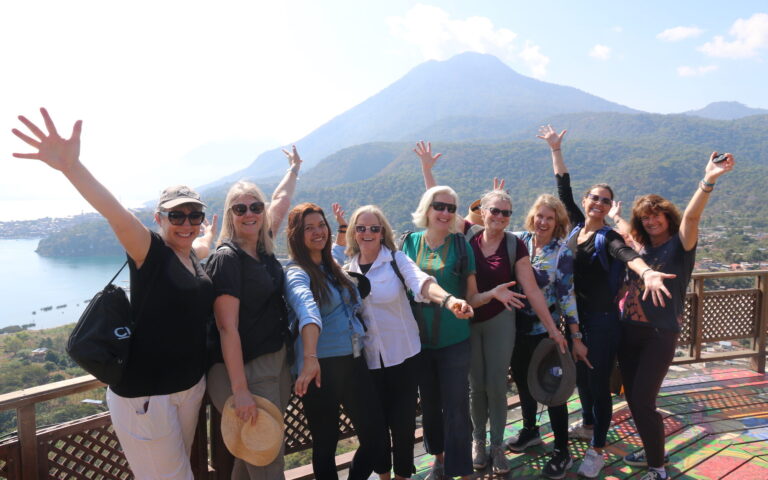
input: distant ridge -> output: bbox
[202,52,637,190]
[683,101,768,121]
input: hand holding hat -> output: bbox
[221,394,284,466]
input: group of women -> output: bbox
[12,109,734,480]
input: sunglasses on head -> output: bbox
[430,201,457,213]
[162,211,205,226]
[231,201,265,216]
[585,193,612,206]
[355,225,383,233]
[485,207,512,217]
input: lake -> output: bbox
[0,239,128,330]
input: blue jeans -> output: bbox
[418,339,473,477]
[575,310,621,448]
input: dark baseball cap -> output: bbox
[157,185,206,210]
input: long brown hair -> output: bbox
[630,194,682,247]
[286,203,357,305]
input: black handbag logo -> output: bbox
[113,326,132,339]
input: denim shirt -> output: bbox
[284,261,365,372]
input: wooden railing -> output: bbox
[1,269,766,480]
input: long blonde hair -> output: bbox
[217,181,274,255]
[524,194,570,240]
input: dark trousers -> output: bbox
[510,332,570,451]
[618,323,677,468]
[418,339,473,478]
[302,355,385,480]
[370,353,420,477]
[575,310,621,448]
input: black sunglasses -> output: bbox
[355,225,383,233]
[163,211,205,226]
[585,193,612,206]
[430,201,457,213]
[485,207,512,217]
[231,201,265,216]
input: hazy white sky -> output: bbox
[2,0,766,220]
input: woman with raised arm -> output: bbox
[615,153,734,480]
[508,194,588,479]
[283,203,385,480]
[540,125,675,479]
[332,204,473,480]
[415,143,571,476]
[12,108,217,480]
[204,146,301,480]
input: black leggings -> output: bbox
[618,323,677,469]
[510,333,570,451]
[302,355,386,480]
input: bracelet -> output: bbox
[440,294,454,308]
[304,353,318,358]
[337,226,348,233]
[701,178,715,187]
[699,181,714,193]
[640,268,653,280]
[551,148,561,152]
[287,165,300,176]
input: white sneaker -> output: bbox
[568,423,594,441]
[577,448,604,478]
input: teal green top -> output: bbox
[401,231,476,349]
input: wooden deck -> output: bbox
[404,361,768,479]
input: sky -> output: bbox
[2,0,766,221]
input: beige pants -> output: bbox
[207,345,292,480]
[107,376,206,480]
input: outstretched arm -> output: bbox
[13,108,150,266]
[269,145,302,237]
[679,152,735,251]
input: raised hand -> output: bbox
[13,108,82,173]
[537,124,567,150]
[282,145,303,171]
[331,202,347,227]
[608,200,622,220]
[493,177,506,192]
[705,152,735,181]
[414,140,442,170]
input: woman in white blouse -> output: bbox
[334,204,471,480]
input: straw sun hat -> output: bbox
[221,394,284,466]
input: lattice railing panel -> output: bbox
[0,436,20,480]
[283,395,357,454]
[38,412,131,480]
[701,290,759,341]
[678,294,694,345]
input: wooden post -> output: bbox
[693,277,705,362]
[751,272,767,373]
[17,404,38,480]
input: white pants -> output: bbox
[107,376,206,480]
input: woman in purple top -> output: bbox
[615,152,735,480]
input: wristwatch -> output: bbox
[571,331,583,340]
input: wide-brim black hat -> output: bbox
[527,338,576,407]
[347,271,371,299]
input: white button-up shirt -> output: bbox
[341,245,434,369]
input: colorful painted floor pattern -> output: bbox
[408,363,768,479]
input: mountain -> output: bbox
[683,101,768,121]
[205,52,637,188]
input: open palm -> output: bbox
[12,108,82,173]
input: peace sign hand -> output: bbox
[13,108,82,173]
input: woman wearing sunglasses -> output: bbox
[12,109,217,479]
[613,153,734,480]
[204,147,301,479]
[540,125,675,479]
[416,143,571,476]
[284,203,386,480]
[332,204,471,480]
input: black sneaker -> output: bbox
[506,426,542,452]
[542,448,573,479]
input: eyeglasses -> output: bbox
[430,202,457,213]
[231,201,265,216]
[355,225,383,233]
[485,207,512,217]
[585,193,612,206]
[162,211,205,226]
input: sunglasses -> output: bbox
[585,193,612,206]
[162,211,205,226]
[355,225,383,233]
[430,201,457,213]
[231,201,265,216]
[485,207,512,217]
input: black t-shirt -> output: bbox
[557,173,640,313]
[622,234,696,332]
[112,231,214,398]
[205,242,287,365]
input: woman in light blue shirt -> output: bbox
[284,202,385,480]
